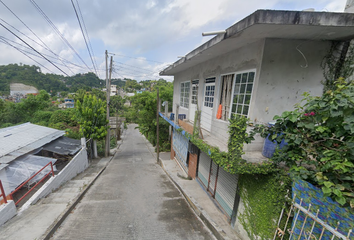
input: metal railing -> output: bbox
[0,180,7,204]
[9,162,55,206]
[273,194,353,240]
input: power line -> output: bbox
[0,21,69,76]
[29,0,92,72]
[109,52,164,64]
[75,0,99,76]
[0,17,88,73]
[71,0,98,76]
[0,0,75,75]
[0,37,54,73]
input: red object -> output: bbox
[0,180,7,204]
[10,162,55,206]
[216,104,222,119]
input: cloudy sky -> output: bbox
[0,0,348,81]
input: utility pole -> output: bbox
[105,50,112,157]
[156,88,160,163]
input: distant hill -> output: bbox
[0,64,103,95]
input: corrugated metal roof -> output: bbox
[0,123,64,164]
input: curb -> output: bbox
[41,152,118,240]
[158,159,229,240]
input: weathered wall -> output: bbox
[172,38,329,153]
[21,147,88,208]
[173,40,265,149]
[248,39,329,151]
[0,200,16,226]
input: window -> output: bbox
[218,74,234,121]
[180,81,190,108]
[230,71,255,117]
[204,84,215,108]
[191,80,199,105]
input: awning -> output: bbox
[42,136,81,156]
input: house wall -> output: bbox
[20,146,88,209]
[248,39,329,151]
[0,200,16,227]
[173,40,265,148]
[172,38,329,153]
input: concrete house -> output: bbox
[159,9,354,233]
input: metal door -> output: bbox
[215,167,238,218]
[197,151,211,188]
[172,128,189,173]
[208,160,218,196]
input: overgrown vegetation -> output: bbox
[251,79,354,207]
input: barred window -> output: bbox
[180,81,190,108]
[230,71,255,117]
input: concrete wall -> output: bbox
[0,200,16,226]
[233,198,251,240]
[21,147,88,209]
[173,40,265,149]
[248,39,329,151]
[172,38,329,153]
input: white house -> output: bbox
[159,9,354,235]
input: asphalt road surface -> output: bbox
[51,124,215,240]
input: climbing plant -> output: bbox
[250,79,354,208]
[238,172,291,240]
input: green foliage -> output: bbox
[75,94,108,140]
[32,111,53,125]
[238,172,291,240]
[49,108,77,127]
[251,79,354,207]
[110,135,117,149]
[123,83,173,152]
[183,114,276,175]
[109,95,125,116]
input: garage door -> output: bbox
[197,151,211,188]
[172,128,189,173]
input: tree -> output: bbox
[75,94,108,141]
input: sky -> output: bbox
[0,0,348,82]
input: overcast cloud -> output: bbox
[0,0,347,81]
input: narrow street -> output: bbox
[51,124,215,240]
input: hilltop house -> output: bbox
[159,9,354,234]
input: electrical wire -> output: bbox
[71,0,98,76]
[75,0,99,76]
[108,52,164,64]
[0,22,69,76]
[0,17,87,73]
[29,0,92,72]
[0,0,75,75]
[0,37,54,73]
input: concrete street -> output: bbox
[51,124,215,240]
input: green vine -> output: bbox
[238,172,291,240]
[177,114,276,174]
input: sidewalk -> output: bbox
[0,150,119,240]
[144,142,241,240]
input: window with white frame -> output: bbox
[230,71,255,117]
[191,80,199,105]
[180,81,190,108]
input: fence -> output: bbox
[274,179,354,240]
[9,162,54,206]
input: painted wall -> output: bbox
[249,39,329,151]
[172,38,329,153]
[173,40,265,148]
[20,147,88,209]
[0,200,16,226]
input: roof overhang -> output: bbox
[160,10,354,76]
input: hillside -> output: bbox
[0,64,103,95]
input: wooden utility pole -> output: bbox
[105,51,112,157]
[156,88,160,163]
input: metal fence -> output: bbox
[273,194,353,240]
